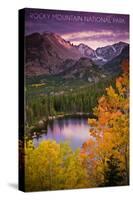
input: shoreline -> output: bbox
[47,112,93,120]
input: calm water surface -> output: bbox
[33,117,91,150]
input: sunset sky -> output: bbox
[25,8,129,49]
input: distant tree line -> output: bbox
[26,78,115,126]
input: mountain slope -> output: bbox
[25,32,81,76]
[102,44,129,74]
[59,57,106,82]
[94,41,128,64]
[77,41,129,66]
[77,43,95,58]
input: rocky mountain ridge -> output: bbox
[25,32,129,77]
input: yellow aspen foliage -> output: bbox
[24,140,89,191]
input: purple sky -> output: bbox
[25,8,129,49]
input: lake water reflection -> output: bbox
[33,116,91,150]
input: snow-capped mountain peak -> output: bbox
[77,41,128,65]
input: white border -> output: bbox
[0,0,132,199]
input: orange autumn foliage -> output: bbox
[81,60,129,186]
